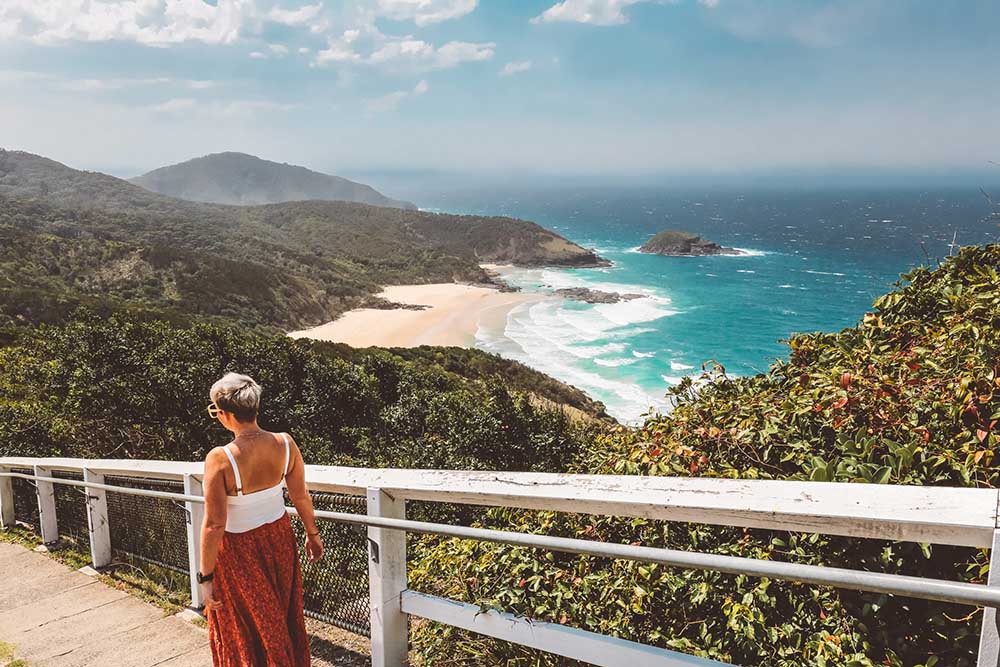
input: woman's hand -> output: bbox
[202,580,223,614]
[305,532,325,563]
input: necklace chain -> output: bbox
[235,429,267,439]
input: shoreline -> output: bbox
[288,282,543,348]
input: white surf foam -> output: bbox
[730,247,769,257]
[594,357,639,367]
[472,282,676,422]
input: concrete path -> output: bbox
[0,541,211,666]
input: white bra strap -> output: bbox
[222,444,243,496]
[282,433,291,477]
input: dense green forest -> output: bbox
[0,311,595,475]
[409,244,1000,666]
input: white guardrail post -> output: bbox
[83,468,112,568]
[368,486,408,667]
[33,465,58,544]
[184,474,206,608]
[979,528,1000,667]
[0,466,14,529]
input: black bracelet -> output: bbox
[306,530,320,537]
[197,570,214,584]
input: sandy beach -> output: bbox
[288,283,542,348]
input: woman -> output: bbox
[199,372,324,667]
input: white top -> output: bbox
[221,433,291,534]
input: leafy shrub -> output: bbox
[0,311,588,476]
[409,244,1000,666]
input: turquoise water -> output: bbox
[422,187,998,422]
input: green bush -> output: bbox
[409,244,1000,666]
[0,311,588,475]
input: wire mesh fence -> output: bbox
[290,491,371,637]
[105,475,191,575]
[11,467,39,531]
[53,470,90,549]
[5,470,375,639]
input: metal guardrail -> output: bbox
[0,470,371,636]
[2,460,1000,667]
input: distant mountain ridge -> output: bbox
[130,151,417,210]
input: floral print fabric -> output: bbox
[208,513,311,666]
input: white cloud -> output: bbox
[0,69,49,85]
[500,61,532,77]
[62,76,170,92]
[529,0,715,26]
[433,41,494,68]
[1,0,496,81]
[366,78,428,112]
[366,90,408,113]
[210,100,299,116]
[150,97,197,113]
[149,97,298,116]
[531,0,641,26]
[266,3,322,26]
[317,34,494,72]
[0,16,20,39]
[315,35,362,64]
[375,0,478,26]
[0,0,254,46]
[1,70,216,93]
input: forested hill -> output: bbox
[130,152,417,210]
[0,149,606,329]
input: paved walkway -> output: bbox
[0,541,211,666]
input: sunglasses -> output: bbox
[207,402,222,419]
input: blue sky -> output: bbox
[2,0,999,180]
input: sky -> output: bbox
[2,0,1000,182]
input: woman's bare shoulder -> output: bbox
[204,446,230,467]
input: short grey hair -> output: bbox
[210,373,262,422]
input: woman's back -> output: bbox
[221,432,289,496]
[221,432,292,534]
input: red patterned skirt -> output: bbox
[208,513,311,666]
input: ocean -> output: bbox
[418,187,999,423]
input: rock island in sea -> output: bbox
[639,230,744,256]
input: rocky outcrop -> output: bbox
[553,288,643,304]
[639,230,743,256]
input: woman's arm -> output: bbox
[199,447,229,608]
[284,435,324,562]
